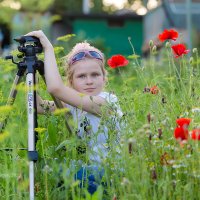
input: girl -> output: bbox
[26,30,122,194]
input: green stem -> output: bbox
[128,37,140,68]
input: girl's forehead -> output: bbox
[72,59,103,74]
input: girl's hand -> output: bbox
[25,30,53,50]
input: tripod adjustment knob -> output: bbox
[5,55,13,60]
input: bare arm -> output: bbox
[26,30,107,115]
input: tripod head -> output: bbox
[6,35,44,75]
[14,36,43,56]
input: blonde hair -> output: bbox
[65,42,107,86]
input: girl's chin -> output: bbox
[82,91,100,96]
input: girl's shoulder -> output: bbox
[98,91,123,117]
[97,91,118,104]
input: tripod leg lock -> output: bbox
[28,151,38,162]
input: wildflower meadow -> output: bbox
[0,29,200,200]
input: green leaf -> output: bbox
[50,14,62,23]
[47,122,57,145]
[128,54,140,59]
[55,139,73,151]
[56,34,76,42]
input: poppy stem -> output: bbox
[128,37,140,68]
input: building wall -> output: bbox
[143,1,200,55]
[51,14,143,56]
[72,18,143,56]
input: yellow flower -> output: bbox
[0,105,13,115]
[16,82,27,92]
[34,127,47,134]
[53,108,70,115]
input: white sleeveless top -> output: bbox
[65,92,123,163]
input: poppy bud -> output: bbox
[192,48,198,54]
[152,45,157,53]
[149,133,152,141]
[189,57,194,65]
[128,143,132,154]
[165,41,171,48]
[149,40,154,47]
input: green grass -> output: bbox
[0,41,200,200]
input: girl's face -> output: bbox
[71,59,105,96]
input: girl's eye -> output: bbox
[78,74,86,78]
[92,73,100,77]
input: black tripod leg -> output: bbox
[0,73,23,132]
[40,75,73,135]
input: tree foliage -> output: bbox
[0,3,16,25]
[51,0,83,14]
[18,0,54,12]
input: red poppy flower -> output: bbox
[171,44,190,58]
[107,55,129,68]
[174,118,191,141]
[174,126,189,141]
[191,129,200,140]
[150,85,159,94]
[158,29,179,42]
[176,118,191,127]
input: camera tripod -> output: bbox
[0,36,72,200]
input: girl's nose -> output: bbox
[86,76,93,84]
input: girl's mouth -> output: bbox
[85,88,95,92]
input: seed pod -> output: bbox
[151,168,157,180]
[147,113,151,123]
[158,128,162,139]
[128,137,136,154]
